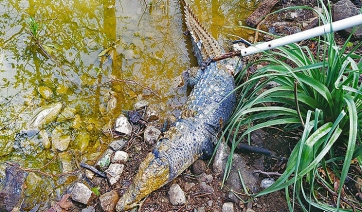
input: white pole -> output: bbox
[241,14,362,56]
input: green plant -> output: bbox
[223,0,362,211]
[27,16,39,39]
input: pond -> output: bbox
[0,0,258,210]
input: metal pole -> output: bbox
[241,14,362,56]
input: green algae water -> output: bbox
[0,0,258,209]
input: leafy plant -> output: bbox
[27,16,39,39]
[223,0,362,210]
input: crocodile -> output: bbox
[116,1,242,211]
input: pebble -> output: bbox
[168,184,186,205]
[133,100,149,110]
[260,178,275,189]
[99,190,119,212]
[81,206,95,212]
[200,182,214,193]
[212,142,228,173]
[97,149,113,169]
[196,206,205,212]
[143,126,161,145]
[112,151,129,163]
[39,130,51,149]
[145,106,159,121]
[207,200,213,207]
[52,135,71,152]
[108,139,127,151]
[71,183,93,205]
[58,152,74,173]
[105,163,124,185]
[192,160,207,175]
[184,182,195,191]
[222,202,234,212]
[114,114,132,135]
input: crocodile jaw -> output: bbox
[116,152,170,211]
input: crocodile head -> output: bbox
[116,151,170,211]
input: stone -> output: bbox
[82,206,96,212]
[37,86,53,99]
[196,207,205,212]
[105,163,124,185]
[207,200,213,207]
[52,133,71,152]
[213,142,229,173]
[260,178,275,189]
[222,202,234,212]
[99,190,119,212]
[114,114,132,136]
[28,103,63,129]
[74,131,90,152]
[39,130,51,149]
[145,106,159,121]
[333,0,362,39]
[0,132,14,156]
[57,107,76,122]
[58,151,74,173]
[97,149,113,169]
[133,100,149,110]
[108,139,127,151]
[143,126,161,145]
[245,0,279,27]
[168,184,186,205]
[192,160,207,175]
[200,182,214,193]
[112,151,129,163]
[71,183,93,205]
[184,182,195,191]
[0,164,28,211]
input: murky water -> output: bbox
[0,0,258,209]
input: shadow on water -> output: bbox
[0,0,258,209]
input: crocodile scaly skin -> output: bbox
[116,1,242,211]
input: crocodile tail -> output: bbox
[182,0,224,65]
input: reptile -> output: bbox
[116,1,242,211]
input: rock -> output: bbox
[0,164,28,211]
[71,183,93,205]
[196,206,205,212]
[214,142,259,203]
[39,130,51,149]
[97,149,114,169]
[207,200,213,207]
[58,152,74,173]
[99,190,119,212]
[37,86,53,99]
[192,160,207,175]
[24,172,42,196]
[213,142,229,173]
[0,132,14,156]
[74,131,90,152]
[133,100,149,110]
[72,114,82,129]
[28,103,63,129]
[82,206,96,212]
[57,107,76,122]
[333,0,362,39]
[145,106,159,121]
[108,139,127,151]
[52,134,71,151]
[184,182,195,191]
[200,182,214,193]
[245,0,279,27]
[105,163,124,185]
[114,114,132,136]
[143,126,161,145]
[168,184,186,205]
[112,151,129,163]
[260,178,275,189]
[222,202,234,212]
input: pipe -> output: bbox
[241,14,362,56]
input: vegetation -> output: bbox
[224,1,362,211]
